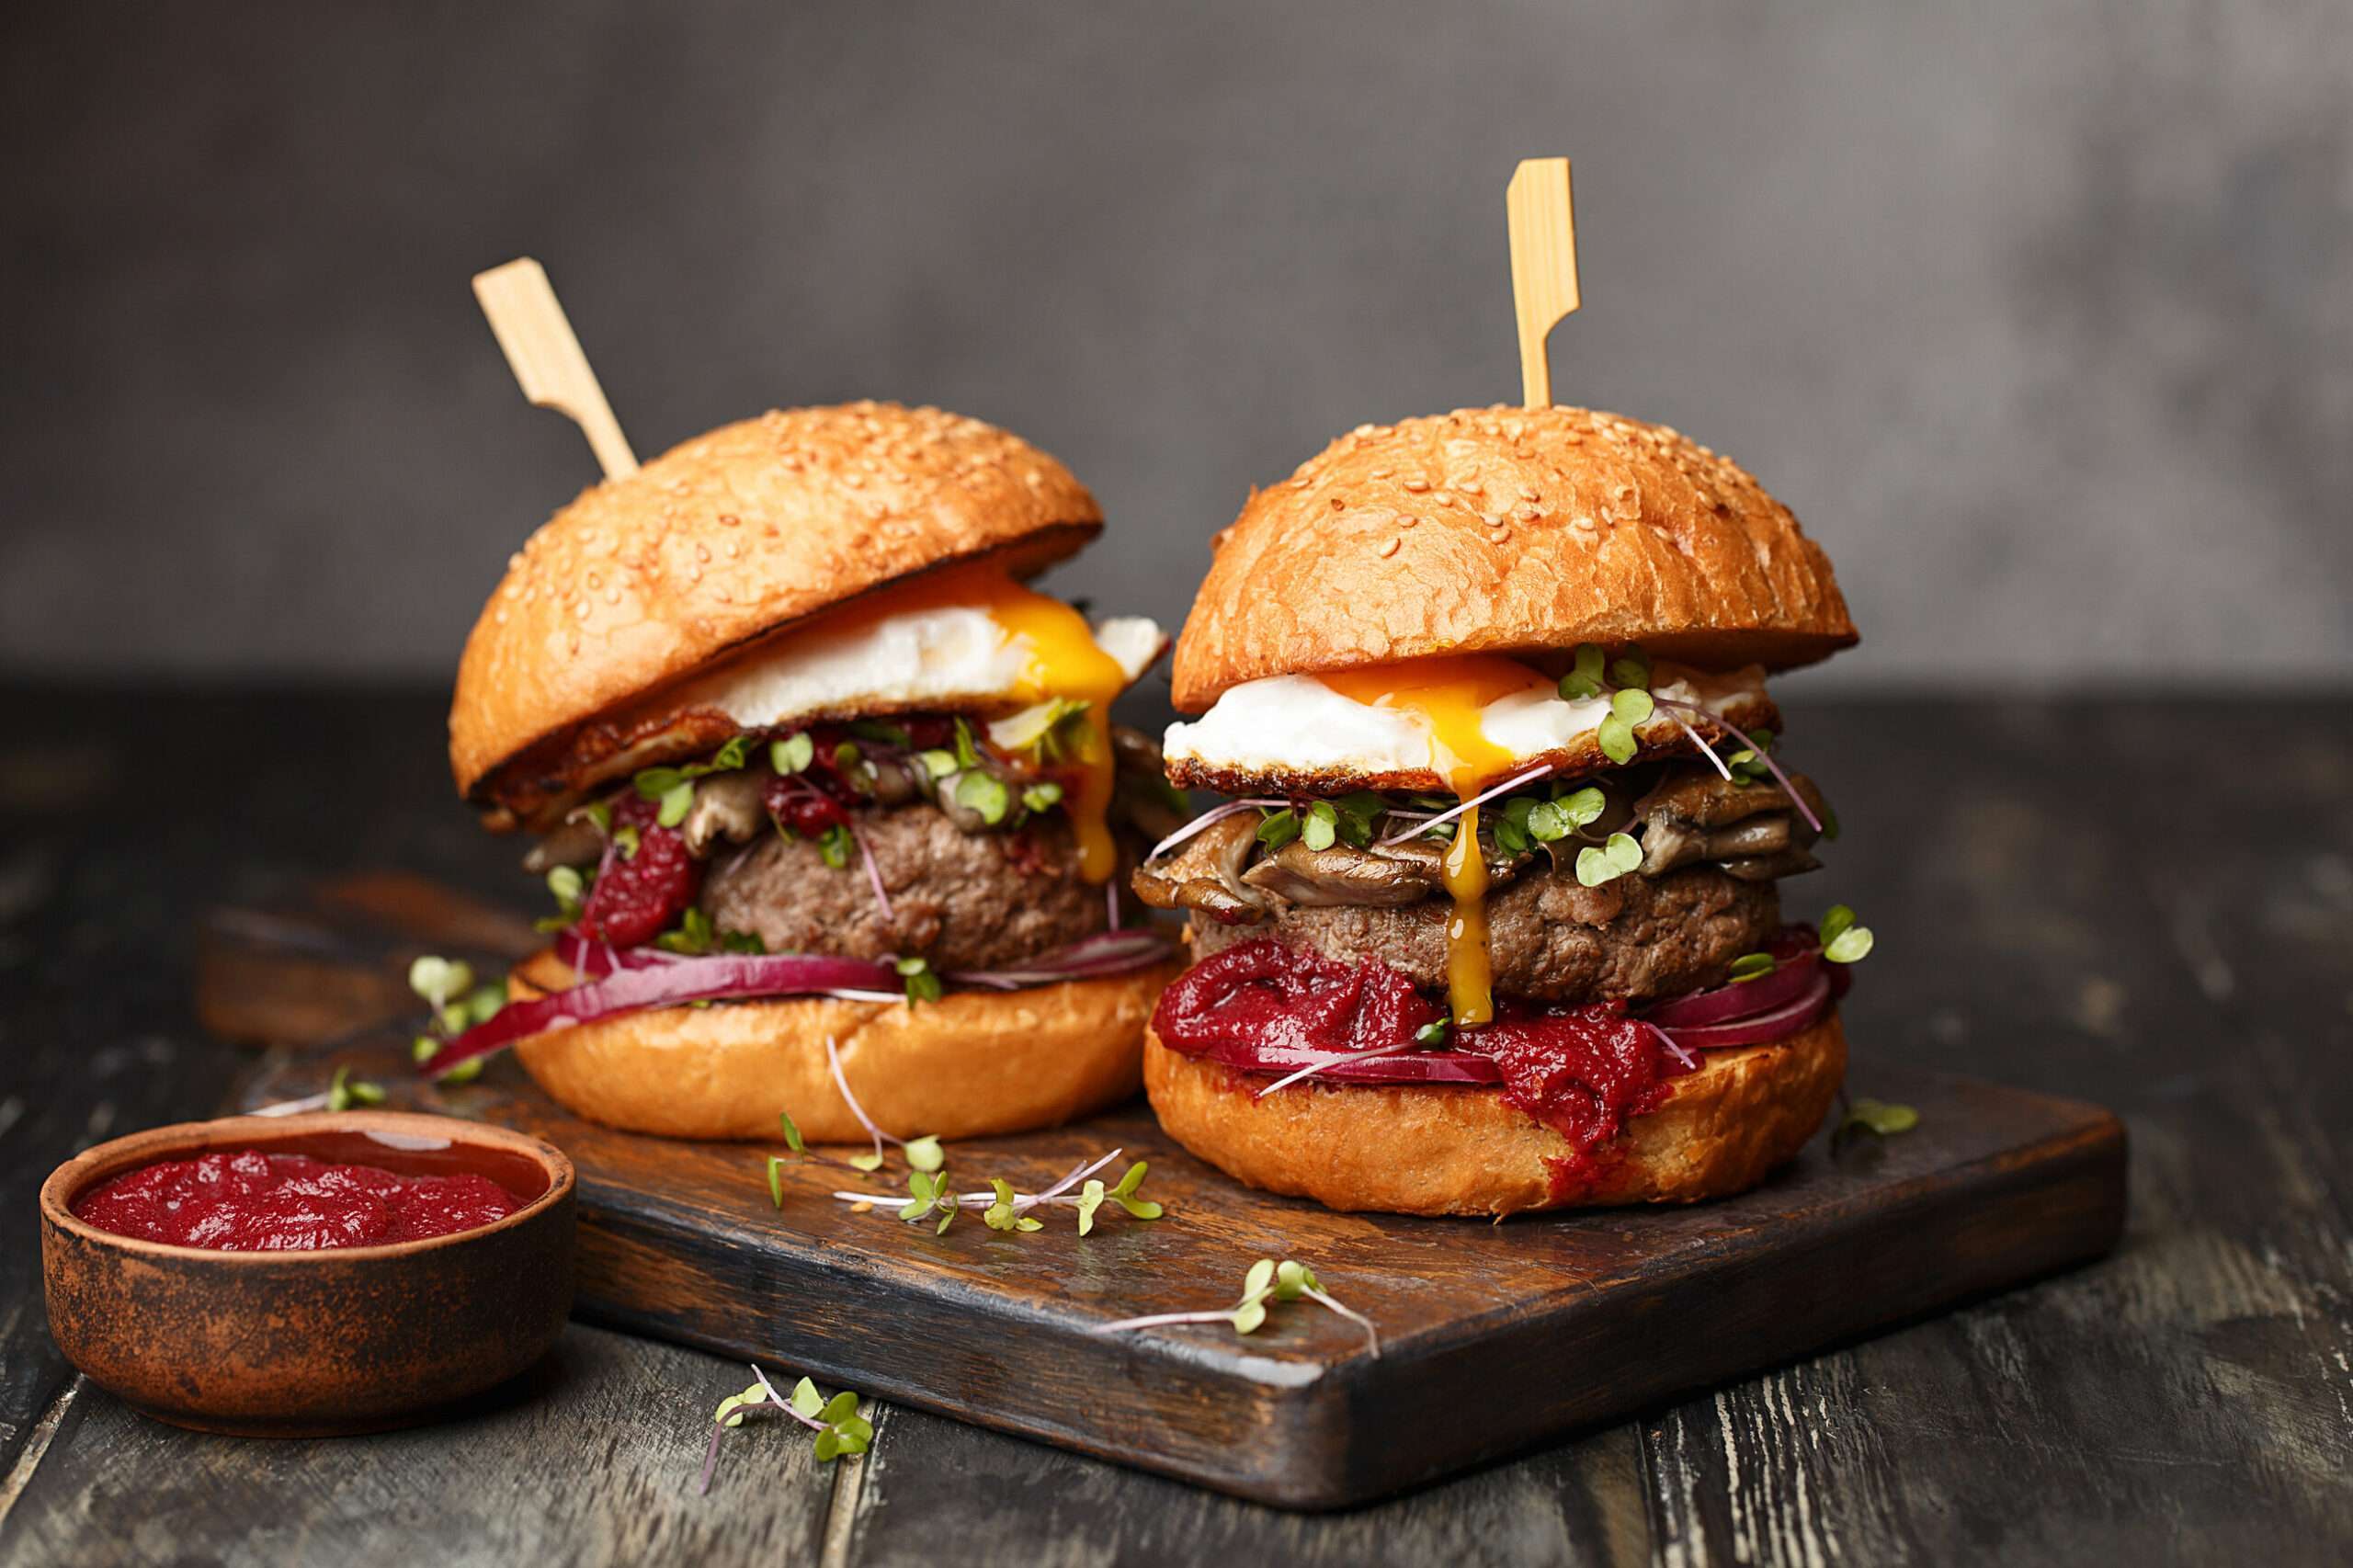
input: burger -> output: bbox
[420,402,1184,1141]
[1131,405,1867,1215]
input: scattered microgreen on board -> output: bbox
[1096,1257,1380,1358]
[698,1365,870,1494]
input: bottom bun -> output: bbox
[1142,1010,1846,1216]
[506,949,1178,1142]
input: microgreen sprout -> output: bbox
[1819,904,1875,964]
[983,1177,1042,1233]
[410,1033,483,1085]
[816,823,853,869]
[771,733,815,775]
[408,956,472,1012]
[324,1064,384,1111]
[540,865,587,931]
[1256,807,1302,851]
[760,1101,938,1203]
[1574,831,1643,888]
[1840,1097,1919,1138]
[1728,952,1777,983]
[698,1365,870,1494]
[407,954,496,1083]
[889,950,936,1003]
[826,1149,1161,1236]
[1095,1257,1381,1358]
[899,1168,961,1233]
[953,769,1011,826]
[1558,643,1608,701]
[994,695,1093,762]
[1415,1015,1452,1046]
[1376,762,1555,849]
[656,907,765,958]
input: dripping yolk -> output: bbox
[976,578,1129,884]
[1318,655,1553,1025]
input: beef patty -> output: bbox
[1188,862,1778,1006]
[700,804,1107,971]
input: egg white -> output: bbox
[1162,662,1769,781]
[676,605,1164,732]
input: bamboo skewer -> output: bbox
[1505,158,1580,409]
[471,257,639,480]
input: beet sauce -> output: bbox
[73,1149,523,1251]
[1152,938,1694,1170]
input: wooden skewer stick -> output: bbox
[471,257,639,480]
[1505,158,1580,408]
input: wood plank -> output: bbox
[1634,700,2353,1562]
[234,1035,2123,1509]
[10,690,2347,1560]
[0,1325,832,1567]
[835,1405,1649,1568]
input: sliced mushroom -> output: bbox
[1238,832,1532,905]
[1242,843,1436,906]
[1718,849,1822,882]
[681,771,769,856]
[1632,766,1828,880]
[1131,814,1267,923]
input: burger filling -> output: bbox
[1135,644,1872,1179]
[534,713,1186,982]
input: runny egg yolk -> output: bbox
[979,582,1128,884]
[812,562,1128,882]
[1318,655,1555,1025]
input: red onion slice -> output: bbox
[1643,947,1820,1029]
[417,950,904,1077]
[429,927,1180,1077]
[1656,971,1833,1051]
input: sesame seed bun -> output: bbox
[1169,406,1856,711]
[1141,1011,1846,1216]
[502,948,1179,1142]
[450,402,1101,813]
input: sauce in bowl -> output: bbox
[74,1148,525,1251]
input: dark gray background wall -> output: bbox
[5,2,2347,689]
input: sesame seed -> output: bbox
[1398,514,1420,528]
[1403,479,1430,494]
[1330,497,1346,510]
[1370,467,1392,480]
[1379,537,1400,558]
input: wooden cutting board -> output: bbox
[211,878,2127,1509]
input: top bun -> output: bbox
[1169,406,1855,711]
[450,402,1101,804]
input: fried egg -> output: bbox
[670,563,1163,881]
[1162,657,1769,788]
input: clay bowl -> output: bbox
[40,1110,575,1437]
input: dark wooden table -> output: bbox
[2,688,2347,1565]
